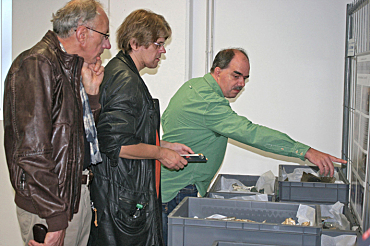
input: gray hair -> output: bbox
[210,48,249,73]
[51,0,103,38]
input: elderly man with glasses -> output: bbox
[3,1,111,245]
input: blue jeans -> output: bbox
[162,184,198,246]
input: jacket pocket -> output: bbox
[111,190,149,235]
[12,163,29,196]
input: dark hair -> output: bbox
[210,48,249,73]
[51,0,103,38]
[116,9,172,53]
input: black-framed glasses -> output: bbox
[84,26,109,40]
[153,42,165,49]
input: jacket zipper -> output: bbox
[71,58,81,214]
[20,170,26,190]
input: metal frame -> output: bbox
[343,0,370,233]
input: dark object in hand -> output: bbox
[181,154,208,163]
[301,172,335,183]
[33,224,48,243]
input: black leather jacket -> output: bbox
[3,31,100,232]
[89,51,163,246]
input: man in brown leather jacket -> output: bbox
[3,1,111,245]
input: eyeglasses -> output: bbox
[153,42,165,49]
[84,26,109,40]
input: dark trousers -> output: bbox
[161,184,198,246]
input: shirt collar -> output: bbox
[59,42,66,53]
[203,73,224,98]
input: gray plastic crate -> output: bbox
[168,197,322,246]
[207,174,276,201]
[321,229,358,246]
[212,241,280,246]
[279,200,360,236]
[278,165,349,204]
[320,202,360,236]
[322,230,358,237]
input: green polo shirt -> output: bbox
[161,73,310,203]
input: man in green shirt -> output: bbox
[160,48,346,245]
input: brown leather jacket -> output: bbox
[3,31,100,232]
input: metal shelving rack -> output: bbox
[343,0,370,233]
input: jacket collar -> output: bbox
[116,51,141,76]
[203,73,225,98]
[42,30,83,70]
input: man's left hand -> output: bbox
[304,148,347,177]
[81,57,104,95]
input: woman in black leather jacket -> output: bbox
[88,9,193,246]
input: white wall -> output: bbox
[1,0,350,244]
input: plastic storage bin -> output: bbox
[168,197,322,246]
[321,229,358,246]
[278,165,349,204]
[322,229,358,237]
[212,241,279,246]
[207,174,276,201]
[320,202,360,236]
[280,200,359,236]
